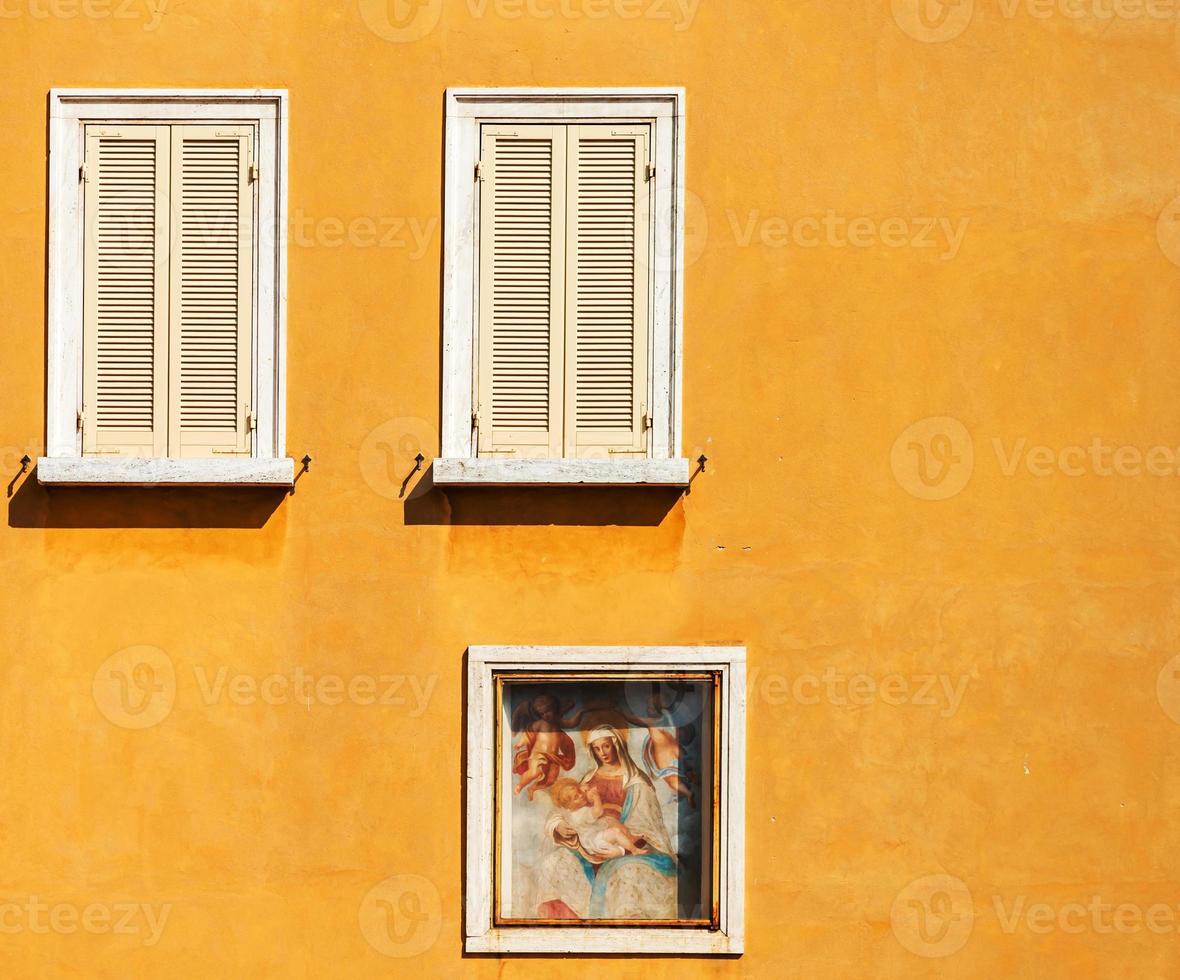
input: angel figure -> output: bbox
[617,686,699,808]
[511,694,585,800]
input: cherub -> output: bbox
[511,694,583,800]
[549,778,648,861]
[617,686,699,808]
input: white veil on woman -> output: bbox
[582,725,650,785]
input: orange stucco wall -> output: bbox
[2,0,1180,976]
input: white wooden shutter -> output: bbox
[82,125,169,457]
[564,125,650,459]
[167,126,254,457]
[476,125,566,458]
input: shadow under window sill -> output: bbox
[9,465,289,528]
[7,456,299,528]
[405,458,696,527]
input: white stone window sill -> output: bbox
[432,457,690,487]
[465,929,741,956]
[37,456,296,488]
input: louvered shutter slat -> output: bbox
[168,126,253,457]
[477,126,565,458]
[82,125,169,455]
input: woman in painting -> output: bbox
[536,725,679,920]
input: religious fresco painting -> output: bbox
[495,674,718,926]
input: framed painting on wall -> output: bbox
[465,646,746,955]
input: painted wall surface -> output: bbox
[2,0,1179,976]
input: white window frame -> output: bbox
[438,88,689,488]
[465,645,746,955]
[40,88,292,487]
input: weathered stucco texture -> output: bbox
[2,0,1179,976]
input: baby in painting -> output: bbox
[549,778,649,861]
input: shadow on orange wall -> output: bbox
[403,466,687,527]
[6,465,289,528]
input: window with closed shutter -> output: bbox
[475,122,651,461]
[81,122,255,459]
